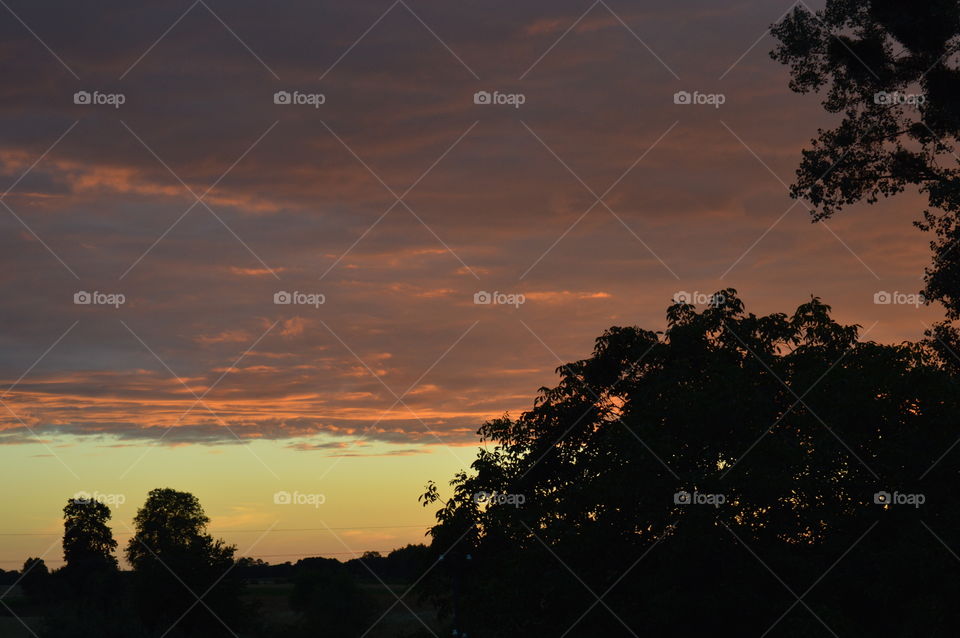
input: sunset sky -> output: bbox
[0,0,944,568]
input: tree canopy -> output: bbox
[62,498,118,578]
[126,488,243,636]
[422,291,960,636]
[771,1,960,316]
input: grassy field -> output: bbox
[0,616,42,638]
[243,581,442,637]
[0,581,442,637]
[0,587,41,638]
[361,582,442,637]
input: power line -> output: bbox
[237,550,404,558]
[0,523,429,537]
[0,524,431,565]
[0,549,419,565]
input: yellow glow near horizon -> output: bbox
[0,439,474,569]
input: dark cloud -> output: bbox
[0,0,945,449]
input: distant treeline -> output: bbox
[233,545,430,583]
[1,545,431,586]
[1,489,438,638]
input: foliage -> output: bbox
[126,488,246,636]
[423,291,960,636]
[61,498,118,587]
[18,558,52,605]
[289,561,375,637]
[771,1,960,318]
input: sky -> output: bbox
[0,0,945,568]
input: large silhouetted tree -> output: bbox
[126,488,245,636]
[771,1,960,316]
[62,498,118,580]
[34,499,140,638]
[422,291,960,636]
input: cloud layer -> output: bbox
[0,0,944,452]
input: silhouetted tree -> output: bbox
[126,488,245,636]
[19,557,51,605]
[33,497,127,635]
[289,558,375,638]
[344,544,431,582]
[62,498,118,585]
[771,1,960,317]
[423,291,960,636]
